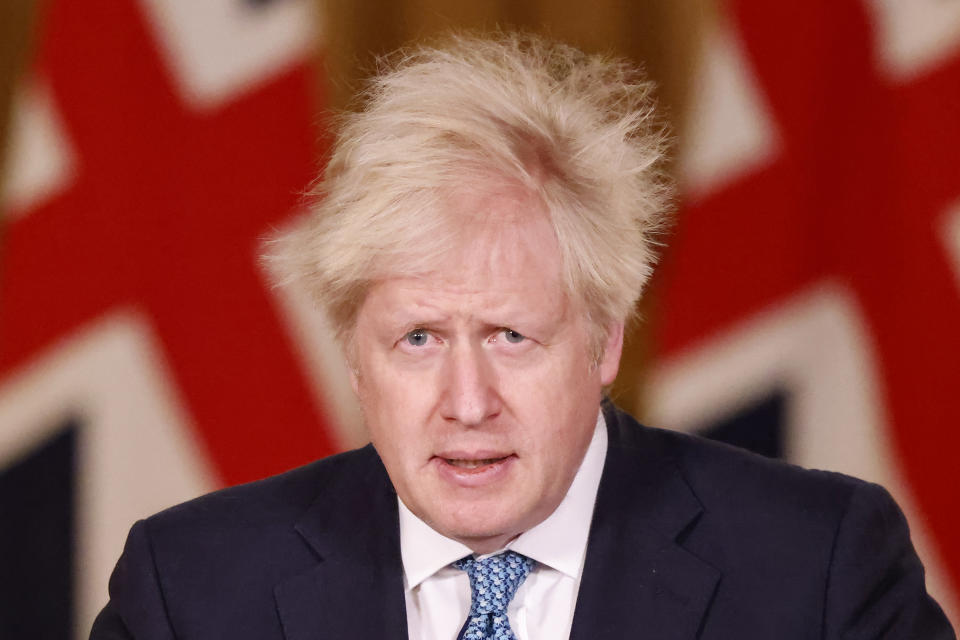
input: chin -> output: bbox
[437,516,509,540]
[435,507,535,549]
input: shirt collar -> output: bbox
[398,499,474,590]
[398,411,608,590]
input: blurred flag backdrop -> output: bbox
[0,0,957,638]
[646,0,960,628]
[0,0,346,636]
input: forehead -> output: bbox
[364,180,564,286]
[434,184,561,281]
[356,185,570,325]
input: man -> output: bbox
[91,33,954,639]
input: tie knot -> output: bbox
[454,551,534,616]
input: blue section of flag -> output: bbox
[697,389,787,460]
[0,418,78,639]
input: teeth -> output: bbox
[446,458,502,469]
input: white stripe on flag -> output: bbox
[866,0,960,80]
[0,310,217,639]
[137,0,317,109]
[1,79,76,218]
[678,17,779,201]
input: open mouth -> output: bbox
[434,453,515,486]
[444,457,509,469]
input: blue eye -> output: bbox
[504,329,525,344]
[406,329,429,346]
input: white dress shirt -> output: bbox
[399,413,608,640]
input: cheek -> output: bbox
[529,348,599,402]
[500,361,599,446]
[359,361,438,450]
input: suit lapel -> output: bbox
[570,407,720,640]
[274,446,409,640]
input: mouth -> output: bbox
[444,456,510,470]
[432,452,516,485]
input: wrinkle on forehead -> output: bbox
[431,180,562,280]
[362,168,564,284]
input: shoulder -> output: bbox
[605,401,864,518]
[127,444,386,595]
[601,404,954,637]
[601,401,879,571]
[95,445,387,639]
[144,443,381,536]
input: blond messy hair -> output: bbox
[277,32,671,355]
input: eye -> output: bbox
[405,329,430,347]
[503,329,526,344]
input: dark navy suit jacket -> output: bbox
[90,405,955,639]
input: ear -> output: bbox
[598,321,624,386]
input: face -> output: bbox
[349,186,623,553]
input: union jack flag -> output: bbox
[0,0,349,635]
[646,0,960,628]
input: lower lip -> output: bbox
[433,455,516,488]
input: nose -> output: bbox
[439,343,502,426]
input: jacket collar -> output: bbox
[568,403,720,640]
[274,445,409,640]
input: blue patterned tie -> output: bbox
[453,551,535,640]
